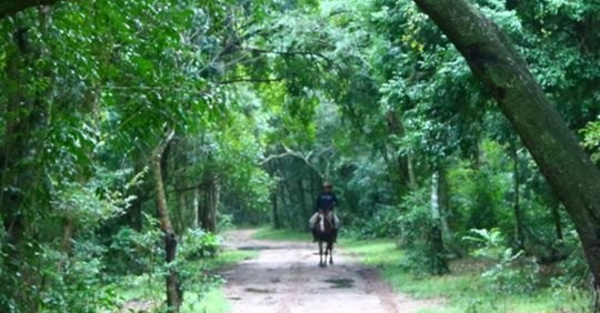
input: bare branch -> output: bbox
[259,151,293,165]
[261,145,325,178]
[219,77,283,85]
[244,46,334,66]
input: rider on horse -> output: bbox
[309,181,339,242]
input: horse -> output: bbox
[314,210,335,267]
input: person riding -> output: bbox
[309,181,339,242]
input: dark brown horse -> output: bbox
[314,210,335,266]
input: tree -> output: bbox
[412,0,600,291]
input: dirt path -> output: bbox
[219,229,443,313]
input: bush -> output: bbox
[463,228,541,293]
[352,204,402,238]
[106,225,163,275]
[397,187,450,276]
[481,248,541,293]
[180,228,221,260]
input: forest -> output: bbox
[2,0,600,312]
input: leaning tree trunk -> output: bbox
[151,129,182,313]
[413,0,600,292]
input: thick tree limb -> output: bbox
[412,0,600,287]
[0,0,62,19]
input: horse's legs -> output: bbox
[328,242,333,264]
[318,241,323,266]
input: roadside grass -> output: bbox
[252,226,309,242]
[111,249,256,313]
[342,238,591,313]
[203,249,258,270]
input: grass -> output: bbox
[180,288,231,313]
[251,226,309,241]
[204,249,258,270]
[342,238,591,313]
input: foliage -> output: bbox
[462,228,506,260]
[581,118,600,163]
[351,205,403,238]
[481,248,541,294]
[396,187,449,276]
[180,228,221,260]
[344,237,591,313]
[106,220,163,275]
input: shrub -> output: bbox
[463,228,541,293]
[180,228,221,260]
[397,187,450,276]
[106,225,163,275]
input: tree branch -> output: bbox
[219,77,283,85]
[261,145,325,178]
[244,46,334,66]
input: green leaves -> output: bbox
[581,118,600,163]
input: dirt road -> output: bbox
[220,230,442,313]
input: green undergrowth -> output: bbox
[108,249,256,313]
[252,226,309,241]
[342,239,591,313]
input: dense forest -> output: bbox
[2,0,600,312]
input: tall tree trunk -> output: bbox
[175,191,186,234]
[407,155,417,190]
[509,139,525,250]
[211,175,220,232]
[192,187,199,229]
[550,201,564,241]
[413,0,600,290]
[271,190,280,229]
[297,179,307,220]
[386,110,416,194]
[125,157,145,231]
[0,24,48,312]
[200,171,219,232]
[201,183,209,230]
[151,129,182,313]
[128,196,143,232]
[438,169,450,235]
[430,172,449,275]
[279,177,290,228]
